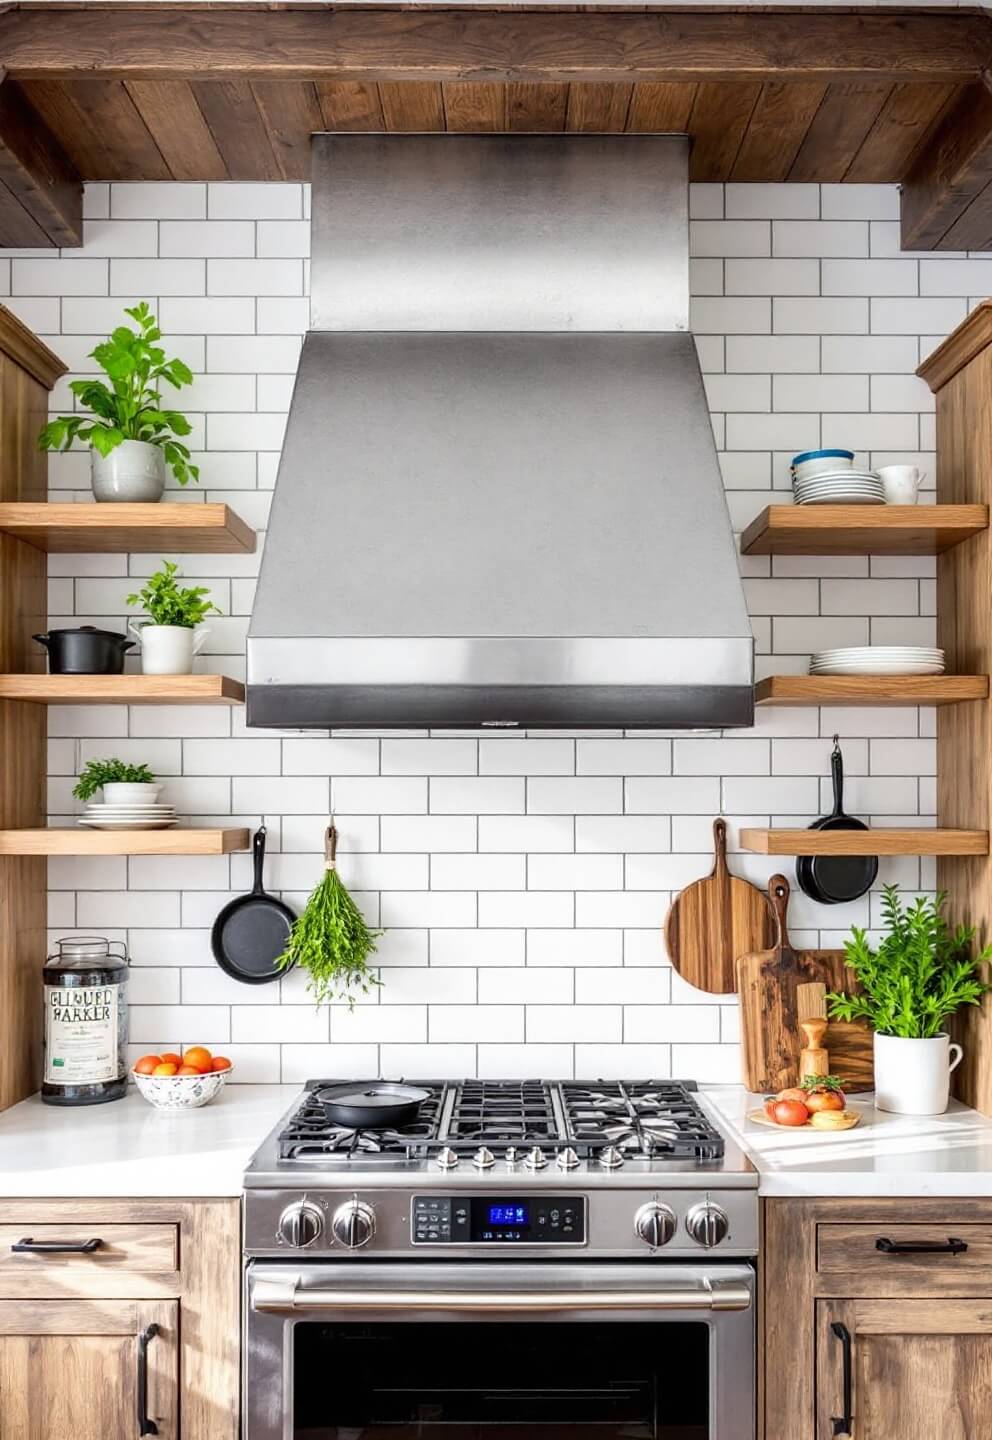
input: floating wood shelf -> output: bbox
[0,502,255,553]
[740,828,989,857]
[0,828,250,856]
[741,504,988,556]
[0,674,245,705]
[755,675,989,707]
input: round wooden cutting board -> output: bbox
[663,818,776,994]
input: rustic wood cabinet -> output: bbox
[0,1196,240,1440]
[764,1198,992,1440]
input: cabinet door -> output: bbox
[816,1297,992,1439]
[0,1297,177,1440]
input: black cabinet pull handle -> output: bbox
[137,1323,160,1437]
[830,1320,854,1438]
[875,1236,967,1256]
[11,1236,102,1254]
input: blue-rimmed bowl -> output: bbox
[792,448,855,483]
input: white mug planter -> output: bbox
[874,1032,963,1116]
[129,621,208,675]
[102,782,163,805]
[91,439,166,503]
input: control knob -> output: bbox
[332,1199,376,1250]
[634,1202,677,1249]
[277,1200,324,1249]
[686,1201,729,1249]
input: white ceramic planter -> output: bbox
[128,622,208,675]
[102,782,163,805]
[874,1032,963,1115]
[91,439,166,503]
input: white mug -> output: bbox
[874,1031,963,1115]
[876,465,926,506]
[129,621,208,675]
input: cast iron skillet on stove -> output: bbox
[795,736,877,905]
[315,1082,432,1129]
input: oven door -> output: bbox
[245,1261,754,1440]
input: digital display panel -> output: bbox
[488,1204,528,1227]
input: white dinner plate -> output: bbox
[810,662,945,675]
[78,818,178,830]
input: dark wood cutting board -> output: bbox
[736,874,873,1093]
[664,818,776,994]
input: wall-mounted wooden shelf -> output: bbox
[755,675,988,707]
[0,674,245,705]
[0,502,255,553]
[740,828,989,857]
[741,504,988,556]
[0,828,250,856]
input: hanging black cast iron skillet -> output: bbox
[210,826,296,983]
[314,1082,432,1129]
[796,737,878,905]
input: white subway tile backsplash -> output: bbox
[33,179,945,1078]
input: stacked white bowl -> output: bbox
[791,449,884,505]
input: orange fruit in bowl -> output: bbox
[183,1046,212,1072]
[176,1064,201,1076]
[210,1056,232,1072]
[152,1062,178,1077]
[159,1052,182,1067]
[134,1055,161,1075]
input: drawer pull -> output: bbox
[137,1322,160,1437]
[11,1236,103,1255]
[875,1236,967,1257]
[830,1320,854,1438]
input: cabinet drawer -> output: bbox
[818,1223,992,1286]
[0,1224,179,1295]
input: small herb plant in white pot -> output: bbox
[829,886,992,1115]
[127,561,219,675]
[38,302,199,503]
[73,759,160,807]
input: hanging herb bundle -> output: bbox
[276,823,382,1007]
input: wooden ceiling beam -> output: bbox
[901,78,992,250]
[0,7,989,85]
[0,71,80,246]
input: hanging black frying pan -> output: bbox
[314,1082,432,1129]
[796,737,877,905]
[210,826,296,984]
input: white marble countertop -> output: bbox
[703,1086,992,1197]
[0,1084,297,1197]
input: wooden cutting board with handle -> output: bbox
[664,818,776,994]
[736,874,873,1093]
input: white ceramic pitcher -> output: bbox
[876,465,926,506]
[874,1032,963,1115]
[129,621,208,675]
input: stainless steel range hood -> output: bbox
[247,134,753,730]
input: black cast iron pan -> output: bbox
[315,1082,432,1129]
[211,826,295,984]
[796,737,877,905]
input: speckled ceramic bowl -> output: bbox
[131,1067,230,1110]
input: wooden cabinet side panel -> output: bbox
[179,1197,241,1440]
[763,1198,818,1440]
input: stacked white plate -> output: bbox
[78,802,178,831]
[810,646,945,676]
[794,470,885,506]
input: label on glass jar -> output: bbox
[44,983,120,1084]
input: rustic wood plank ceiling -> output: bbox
[2,5,992,250]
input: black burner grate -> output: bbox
[276,1077,724,1163]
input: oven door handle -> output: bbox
[250,1277,752,1314]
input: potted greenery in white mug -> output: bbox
[38,302,198,503]
[127,561,219,675]
[828,886,992,1115]
[73,759,160,806]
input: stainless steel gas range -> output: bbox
[243,1079,758,1440]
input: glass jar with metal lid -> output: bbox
[42,936,129,1106]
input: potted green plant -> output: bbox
[73,759,160,807]
[38,301,198,503]
[828,886,992,1115]
[127,561,219,675]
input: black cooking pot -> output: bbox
[314,1082,431,1129]
[34,626,134,675]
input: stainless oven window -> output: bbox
[292,1320,709,1439]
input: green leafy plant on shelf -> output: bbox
[828,885,992,1039]
[73,759,156,804]
[127,561,219,628]
[37,301,200,485]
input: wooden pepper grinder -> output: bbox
[799,1017,829,1081]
